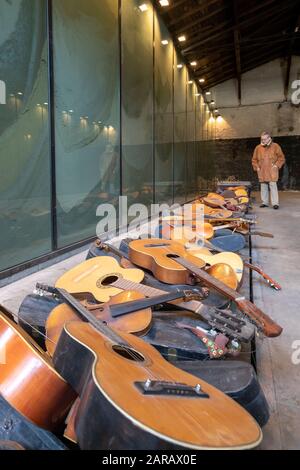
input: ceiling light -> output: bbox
[206,91,211,95]
[178,35,186,42]
[159,0,169,6]
[138,4,148,12]
[69,110,74,113]
[190,61,197,67]
[211,100,215,105]
[17,92,23,96]
[195,93,201,97]
[199,78,205,83]
[177,64,183,69]
[161,40,169,45]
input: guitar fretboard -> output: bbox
[56,288,129,347]
[174,257,239,301]
[111,278,205,314]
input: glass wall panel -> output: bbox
[174,55,187,204]
[195,93,202,193]
[154,14,174,205]
[122,0,154,209]
[186,81,196,200]
[53,0,120,247]
[0,0,51,271]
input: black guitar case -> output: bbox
[18,294,269,428]
[174,360,269,428]
[18,294,210,360]
[0,395,67,450]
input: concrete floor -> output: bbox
[0,190,299,449]
[252,191,300,450]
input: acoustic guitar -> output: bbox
[202,240,281,290]
[128,239,283,337]
[187,247,244,284]
[56,256,145,302]
[51,290,262,450]
[0,308,76,431]
[53,256,253,342]
[38,284,197,356]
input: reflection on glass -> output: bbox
[186,81,196,200]
[154,14,174,205]
[122,0,154,209]
[174,54,187,204]
[53,0,120,247]
[0,0,51,271]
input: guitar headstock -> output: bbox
[34,283,58,298]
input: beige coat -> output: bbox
[252,142,285,183]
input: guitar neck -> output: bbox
[112,278,206,315]
[173,258,282,337]
[112,278,166,297]
[55,287,128,346]
[244,262,281,290]
[176,257,239,301]
[109,290,188,318]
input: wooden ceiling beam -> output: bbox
[173,3,230,36]
[201,50,285,90]
[160,0,187,15]
[233,0,242,103]
[182,0,295,54]
[168,0,222,28]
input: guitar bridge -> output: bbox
[135,380,209,398]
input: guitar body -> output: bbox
[55,257,145,302]
[160,221,215,241]
[187,248,244,284]
[129,238,206,285]
[0,310,76,431]
[53,322,262,450]
[46,291,152,356]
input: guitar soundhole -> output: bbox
[97,273,121,288]
[112,345,145,362]
[166,254,180,259]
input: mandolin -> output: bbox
[51,291,262,450]
[0,308,76,431]
[128,239,283,337]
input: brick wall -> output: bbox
[196,136,300,191]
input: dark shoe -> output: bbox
[260,204,268,208]
[273,205,279,210]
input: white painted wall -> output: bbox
[208,57,300,140]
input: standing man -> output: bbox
[252,132,285,209]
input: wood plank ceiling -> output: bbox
[156,0,300,99]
